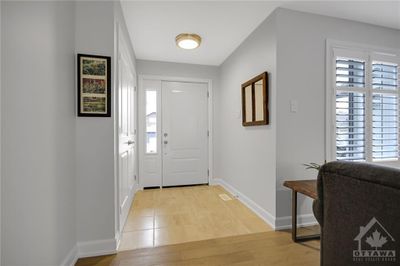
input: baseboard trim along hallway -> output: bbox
[210,178,318,230]
[62,180,318,265]
[61,238,118,266]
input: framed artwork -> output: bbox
[241,72,269,126]
[77,54,111,117]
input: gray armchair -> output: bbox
[313,161,400,266]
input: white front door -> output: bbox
[118,45,136,232]
[161,81,208,186]
[139,79,209,187]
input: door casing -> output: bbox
[138,75,213,188]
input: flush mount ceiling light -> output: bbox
[175,33,201,50]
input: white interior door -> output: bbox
[118,43,136,232]
[161,81,208,186]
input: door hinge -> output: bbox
[134,175,137,181]
[134,129,137,135]
[134,86,137,92]
[207,130,210,137]
[207,169,210,177]
[207,91,210,98]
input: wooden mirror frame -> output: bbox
[241,72,269,126]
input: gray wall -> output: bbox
[214,8,400,227]
[1,2,400,263]
[1,1,137,264]
[216,12,277,218]
[75,0,137,245]
[137,60,219,82]
[1,1,76,265]
[75,0,116,244]
[275,8,400,220]
[115,2,137,72]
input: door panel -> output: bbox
[118,45,135,232]
[161,81,208,186]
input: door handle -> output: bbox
[127,140,135,145]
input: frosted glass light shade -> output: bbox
[176,33,201,50]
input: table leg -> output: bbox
[291,190,320,242]
[292,190,297,242]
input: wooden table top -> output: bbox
[283,180,318,199]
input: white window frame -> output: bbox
[144,89,158,154]
[326,40,400,163]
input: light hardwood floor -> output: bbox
[76,185,320,265]
[119,185,273,251]
[76,230,320,266]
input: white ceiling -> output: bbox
[121,1,400,66]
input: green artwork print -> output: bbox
[82,97,106,113]
[82,59,106,76]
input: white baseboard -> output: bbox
[60,184,140,265]
[115,231,122,252]
[116,185,140,250]
[211,178,318,231]
[77,238,117,259]
[60,238,117,265]
[275,214,318,230]
[60,245,78,266]
[211,178,276,229]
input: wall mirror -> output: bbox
[241,72,269,126]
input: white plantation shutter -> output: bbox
[336,58,365,88]
[372,62,399,160]
[372,62,398,90]
[336,92,366,161]
[332,46,400,162]
[335,57,366,161]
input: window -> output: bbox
[329,44,400,162]
[145,90,157,153]
[335,58,366,161]
[372,62,398,160]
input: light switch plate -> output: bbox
[290,100,298,113]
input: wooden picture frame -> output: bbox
[77,54,111,117]
[241,72,269,126]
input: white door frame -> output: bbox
[138,74,213,187]
[0,2,2,262]
[114,22,138,247]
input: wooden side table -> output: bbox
[283,179,320,242]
